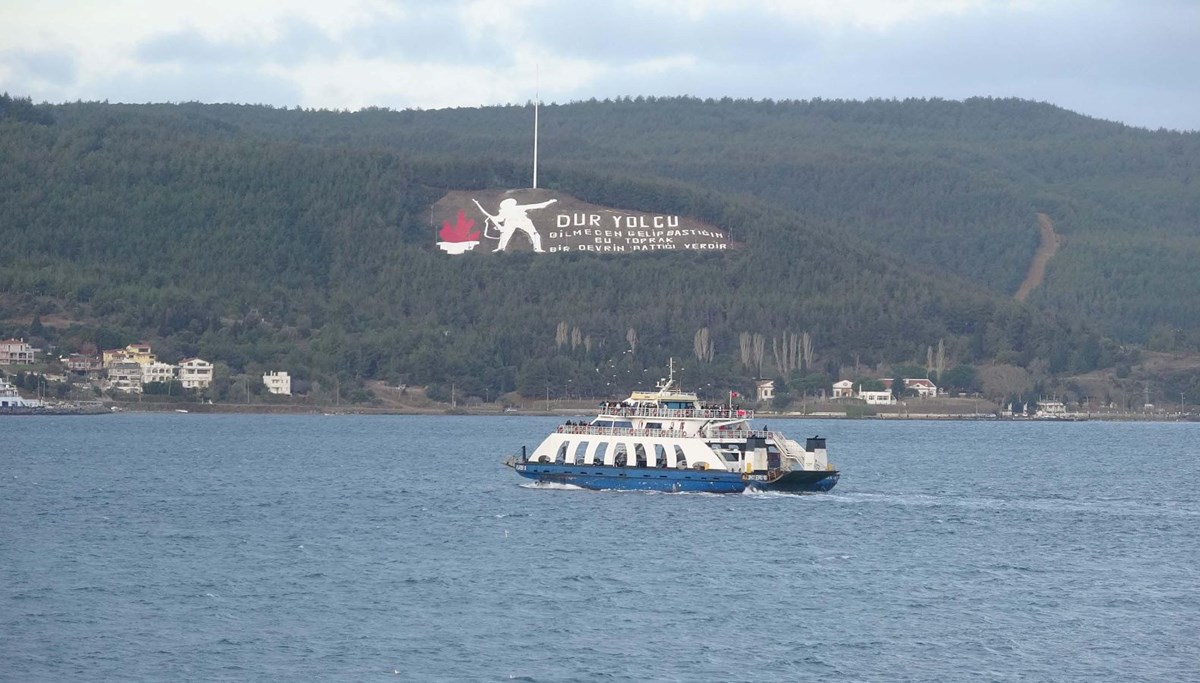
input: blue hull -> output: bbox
[512,462,838,494]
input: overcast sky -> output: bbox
[2,0,1197,131]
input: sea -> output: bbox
[2,414,1198,682]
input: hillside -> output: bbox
[63,95,1195,346]
[0,95,1166,404]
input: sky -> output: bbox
[2,0,1197,131]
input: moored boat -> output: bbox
[504,363,839,493]
[0,378,43,410]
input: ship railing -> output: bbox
[597,405,755,420]
[774,435,823,471]
[699,428,789,441]
[553,425,804,445]
[555,425,691,439]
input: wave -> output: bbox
[828,490,1200,519]
[519,481,585,490]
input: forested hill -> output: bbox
[0,95,1171,403]
[49,94,1194,347]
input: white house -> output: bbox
[1035,400,1067,418]
[755,379,774,402]
[859,390,896,405]
[142,361,178,386]
[178,358,213,389]
[263,371,291,396]
[880,378,939,398]
[832,380,855,399]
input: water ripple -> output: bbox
[2,415,1198,681]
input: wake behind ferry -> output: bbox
[504,364,839,493]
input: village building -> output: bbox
[902,378,939,398]
[142,361,178,386]
[833,377,940,402]
[104,343,157,368]
[858,389,896,405]
[124,342,156,366]
[107,361,144,393]
[881,378,940,398]
[1035,400,1067,418]
[178,358,213,389]
[0,338,37,365]
[102,348,128,367]
[755,379,774,403]
[832,380,855,399]
[65,354,103,374]
[263,371,292,396]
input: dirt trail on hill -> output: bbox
[1014,213,1063,302]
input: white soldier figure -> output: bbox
[474,197,557,252]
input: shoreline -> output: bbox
[10,400,1193,422]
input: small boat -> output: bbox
[504,362,839,493]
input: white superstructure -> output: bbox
[526,362,831,476]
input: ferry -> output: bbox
[0,378,43,410]
[504,363,839,493]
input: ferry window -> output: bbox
[555,443,568,464]
[613,421,633,429]
[574,441,589,464]
[634,444,648,467]
[673,445,687,469]
[592,420,612,428]
[645,422,662,430]
[594,442,609,465]
[654,444,667,467]
[614,443,629,467]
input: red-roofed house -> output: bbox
[66,354,102,374]
[881,378,940,398]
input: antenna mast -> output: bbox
[533,65,539,189]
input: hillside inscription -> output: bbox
[433,190,733,255]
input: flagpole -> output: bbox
[532,65,539,189]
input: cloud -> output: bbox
[0,0,1196,129]
[795,1,1200,128]
[528,2,826,67]
[1,49,79,88]
[346,5,506,64]
[135,17,341,67]
[525,0,1200,130]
